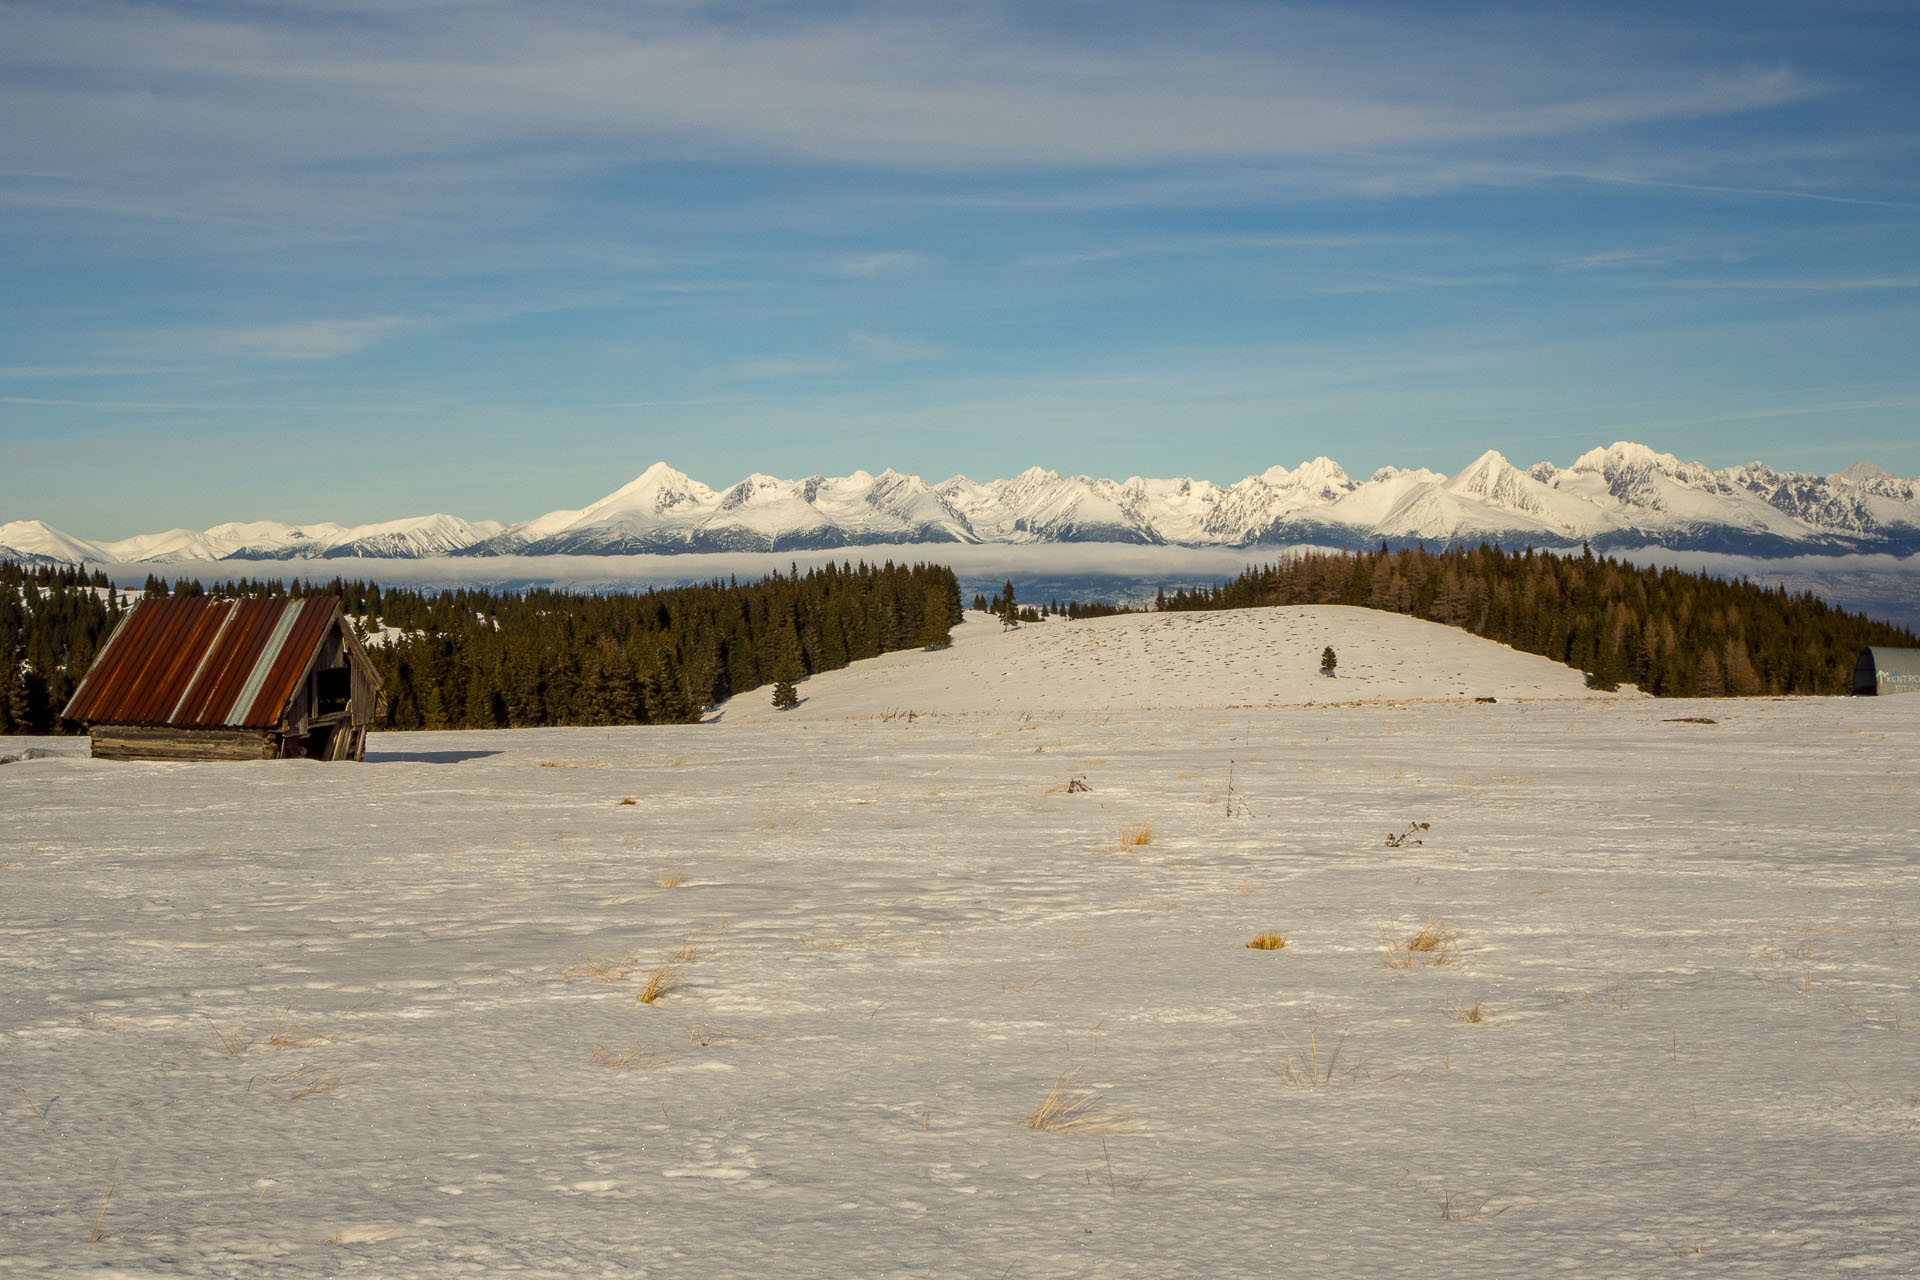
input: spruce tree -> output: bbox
[770,626,804,710]
[919,583,954,648]
[1320,645,1338,675]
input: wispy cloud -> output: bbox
[833,251,928,277]
[726,355,847,381]
[146,317,417,362]
[850,333,942,363]
[0,3,1825,195]
[1023,232,1411,268]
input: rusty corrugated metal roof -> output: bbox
[63,596,343,728]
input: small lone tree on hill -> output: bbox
[1320,645,1338,676]
[997,579,1019,630]
[770,625,804,709]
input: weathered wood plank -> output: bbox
[89,726,275,762]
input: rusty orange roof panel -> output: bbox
[64,596,344,729]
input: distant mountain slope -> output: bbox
[6,442,1919,565]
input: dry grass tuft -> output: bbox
[637,963,683,1005]
[1245,932,1287,951]
[264,1011,329,1050]
[1263,1020,1352,1089]
[88,1160,117,1243]
[1584,974,1633,1009]
[1439,1189,1515,1221]
[1020,1064,1134,1134]
[562,950,640,983]
[618,797,637,806]
[1000,968,1052,994]
[1382,916,1459,969]
[1443,998,1487,1023]
[657,873,684,888]
[589,1042,662,1069]
[1118,820,1154,847]
[205,1017,251,1056]
[288,1068,347,1100]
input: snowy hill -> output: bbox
[719,605,1627,721]
[6,442,1920,565]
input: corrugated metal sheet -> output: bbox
[1855,646,1920,696]
[64,596,342,728]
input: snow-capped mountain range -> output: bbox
[5,443,1919,566]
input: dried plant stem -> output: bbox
[89,1160,118,1243]
[1021,1064,1133,1134]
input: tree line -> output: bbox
[6,544,1914,736]
[1,559,960,733]
[1152,543,1917,696]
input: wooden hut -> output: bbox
[1852,646,1920,696]
[63,596,384,760]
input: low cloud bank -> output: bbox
[93,544,1919,628]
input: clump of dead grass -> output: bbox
[562,950,641,983]
[1439,1188,1516,1220]
[205,1017,251,1057]
[589,1042,662,1069]
[1382,916,1459,969]
[262,1010,329,1050]
[1261,1018,1354,1090]
[657,873,684,888]
[1118,820,1154,847]
[1245,932,1287,951]
[1020,1064,1134,1134]
[1583,974,1633,1009]
[637,963,682,1005]
[1443,998,1487,1023]
[1000,968,1051,993]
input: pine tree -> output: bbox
[770,625,804,710]
[919,583,954,648]
[1320,645,1338,675]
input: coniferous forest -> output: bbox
[1153,544,1917,697]
[4,545,1916,735]
[0,560,961,734]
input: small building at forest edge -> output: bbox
[1853,647,1920,696]
[63,595,384,760]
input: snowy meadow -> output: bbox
[3,608,1916,1277]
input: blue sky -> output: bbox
[3,0,1918,535]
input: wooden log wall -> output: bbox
[89,726,277,762]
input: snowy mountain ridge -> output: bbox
[5,442,1919,565]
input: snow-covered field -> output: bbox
[3,608,1916,1277]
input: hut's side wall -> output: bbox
[90,726,277,761]
[1857,647,1920,696]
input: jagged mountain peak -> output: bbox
[7,445,1919,565]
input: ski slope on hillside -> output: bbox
[1,610,1914,1278]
